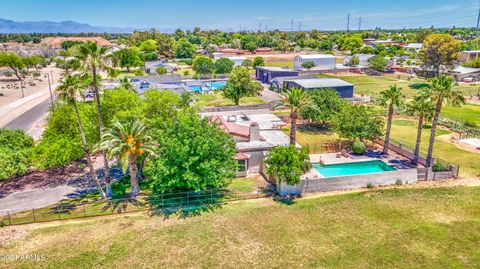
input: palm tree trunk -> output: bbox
[290,112,297,145]
[73,99,106,198]
[412,114,424,165]
[128,155,140,195]
[92,63,112,197]
[426,97,443,167]
[382,105,394,155]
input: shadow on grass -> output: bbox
[272,194,299,205]
[409,83,430,90]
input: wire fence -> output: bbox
[0,185,272,227]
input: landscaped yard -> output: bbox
[390,119,480,177]
[441,104,480,126]
[3,186,480,268]
[195,92,266,108]
[318,74,479,98]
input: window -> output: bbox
[238,160,247,172]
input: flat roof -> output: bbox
[287,78,353,89]
[256,66,297,72]
[296,54,335,59]
[463,50,480,53]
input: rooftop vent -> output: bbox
[227,115,237,122]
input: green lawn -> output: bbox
[195,92,266,108]
[390,119,480,177]
[4,186,480,268]
[318,74,479,98]
[265,61,294,68]
[441,104,480,126]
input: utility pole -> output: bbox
[259,22,262,32]
[291,18,294,32]
[358,17,362,31]
[477,1,480,36]
[347,13,350,32]
[298,22,302,32]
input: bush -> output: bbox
[134,69,145,76]
[183,70,190,76]
[395,179,403,185]
[352,141,366,154]
[0,148,30,180]
[31,136,84,169]
[432,162,446,172]
[366,182,374,188]
[155,66,167,75]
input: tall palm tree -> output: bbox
[101,119,155,195]
[77,41,114,197]
[425,75,464,167]
[280,87,311,145]
[378,85,404,155]
[57,75,106,198]
[406,91,435,165]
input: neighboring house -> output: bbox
[294,54,336,70]
[131,75,186,94]
[279,77,354,98]
[404,43,423,52]
[210,113,290,177]
[343,54,375,67]
[448,66,480,82]
[144,61,177,74]
[40,36,112,49]
[459,50,480,62]
[226,56,247,66]
[370,40,401,47]
[255,66,299,83]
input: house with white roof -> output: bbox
[405,43,423,52]
[210,113,290,177]
[448,66,480,82]
[343,54,375,67]
[294,54,336,70]
[278,77,354,98]
[460,50,480,62]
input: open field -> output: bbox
[2,186,480,268]
[195,92,266,108]
[318,74,479,99]
[264,61,294,68]
[390,119,480,177]
[441,104,480,126]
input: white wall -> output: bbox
[294,56,336,70]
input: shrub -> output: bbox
[155,66,167,75]
[183,70,190,76]
[31,136,84,169]
[352,141,366,154]
[432,162,446,172]
[134,69,145,76]
[395,179,403,185]
[366,182,374,188]
[0,148,30,180]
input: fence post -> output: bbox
[7,211,11,225]
[32,208,36,222]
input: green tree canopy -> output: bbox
[222,66,263,105]
[112,48,144,72]
[265,145,311,186]
[332,104,384,141]
[192,55,215,76]
[420,34,461,76]
[139,39,158,52]
[0,52,25,80]
[175,38,197,59]
[252,56,265,67]
[300,89,347,126]
[215,58,234,74]
[368,55,388,72]
[147,112,237,193]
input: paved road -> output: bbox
[4,98,51,132]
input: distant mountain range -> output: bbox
[0,18,135,33]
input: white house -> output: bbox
[226,56,247,67]
[294,54,336,70]
[405,43,423,52]
[343,54,375,67]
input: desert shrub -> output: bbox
[134,69,145,76]
[156,66,167,75]
[366,182,374,188]
[352,141,366,154]
[395,179,403,185]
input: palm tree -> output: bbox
[280,87,311,145]
[406,91,435,165]
[101,119,155,196]
[119,77,135,91]
[378,85,404,155]
[425,75,464,167]
[56,75,106,198]
[77,41,114,197]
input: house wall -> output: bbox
[294,56,336,70]
[235,150,265,177]
[255,68,299,83]
[277,168,418,195]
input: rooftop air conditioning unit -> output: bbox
[227,115,237,122]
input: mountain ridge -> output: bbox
[0,18,135,33]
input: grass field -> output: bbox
[390,119,480,177]
[318,74,479,98]
[195,92,266,108]
[441,104,480,126]
[264,61,294,68]
[3,186,480,268]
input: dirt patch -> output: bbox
[0,226,29,247]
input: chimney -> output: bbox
[249,122,260,141]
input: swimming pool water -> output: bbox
[189,85,202,92]
[313,160,396,178]
[210,81,226,90]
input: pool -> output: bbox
[189,85,202,92]
[313,160,396,178]
[209,81,227,90]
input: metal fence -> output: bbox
[0,185,271,227]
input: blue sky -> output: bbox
[1,0,478,31]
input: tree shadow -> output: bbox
[272,194,300,205]
[409,83,430,90]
